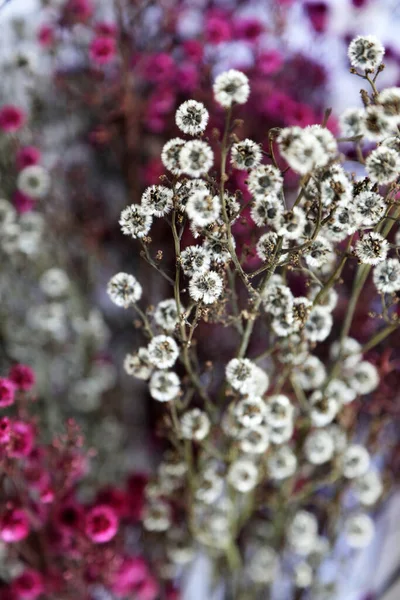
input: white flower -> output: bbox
[175,179,209,211]
[179,140,214,178]
[124,348,153,380]
[325,378,356,405]
[251,195,283,227]
[348,35,385,71]
[181,408,210,440]
[308,286,338,313]
[378,87,400,123]
[180,245,211,277]
[195,470,224,504]
[304,429,335,465]
[143,500,172,532]
[268,446,297,479]
[247,164,283,197]
[203,229,233,265]
[332,205,358,235]
[382,135,400,153]
[213,69,250,108]
[141,185,173,217]
[269,421,294,445]
[355,232,388,265]
[231,139,262,170]
[330,337,362,370]
[0,199,16,230]
[288,511,318,556]
[347,361,379,395]
[107,272,142,307]
[186,189,221,227]
[293,355,326,391]
[175,100,209,136]
[274,207,306,240]
[235,397,267,428]
[227,458,258,492]
[225,358,259,394]
[308,125,337,161]
[148,335,179,369]
[344,513,375,549]
[294,562,313,589]
[263,283,294,316]
[149,370,181,402]
[361,106,394,141]
[161,138,185,174]
[353,191,386,228]
[189,271,223,304]
[373,258,400,293]
[303,306,333,343]
[119,204,153,238]
[39,268,70,297]
[309,391,339,427]
[365,146,400,184]
[305,238,333,268]
[256,231,279,261]
[154,299,180,332]
[278,127,329,175]
[340,108,364,137]
[342,445,370,479]
[265,395,294,428]
[248,547,278,584]
[240,425,270,454]
[17,165,50,199]
[319,164,353,207]
[353,471,383,506]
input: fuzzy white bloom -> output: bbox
[382,135,400,153]
[288,511,318,556]
[231,139,262,170]
[181,408,210,441]
[119,204,153,238]
[263,283,294,316]
[294,562,313,589]
[17,165,50,199]
[141,185,173,217]
[175,100,209,135]
[293,355,326,391]
[225,358,260,394]
[342,445,370,479]
[348,35,384,71]
[265,395,294,428]
[239,425,270,454]
[213,69,250,108]
[235,396,267,428]
[344,513,375,549]
[325,378,356,405]
[107,272,142,307]
[347,361,379,395]
[203,229,234,265]
[353,191,386,228]
[304,429,335,465]
[154,299,180,332]
[256,231,279,261]
[361,106,394,142]
[355,232,388,265]
[189,271,223,304]
[330,337,362,370]
[353,471,383,506]
[378,87,400,123]
[180,245,211,277]
[0,199,16,230]
[161,138,185,174]
[331,204,358,236]
[309,391,339,427]
[124,348,153,380]
[39,268,70,298]
[305,238,333,268]
[268,446,297,479]
[148,335,179,369]
[247,164,283,197]
[308,286,338,313]
[175,179,209,211]
[143,500,172,532]
[339,108,364,137]
[308,125,337,160]
[319,164,353,207]
[247,547,278,584]
[373,258,400,293]
[274,207,306,240]
[365,146,400,184]
[179,140,214,177]
[269,421,294,445]
[186,189,221,227]
[304,306,333,343]
[227,458,258,492]
[195,470,224,504]
[278,127,333,175]
[251,195,283,227]
[149,370,181,402]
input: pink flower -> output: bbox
[0,508,30,543]
[234,17,264,41]
[9,364,36,391]
[182,40,204,63]
[55,501,83,533]
[205,15,232,44]
[65,0,93,21]
[37,24,54,48]
[137,576,159,600]
[85,504,118,543]
[257,50,284,75]
[111,556,148,596]
[144,53,176,83]
[12,191,36,214]
[16,147,41,171]
[89,36,117,65]
[175,63,199,93]
[0,378,16,408]
[9,421,35,458]
[0,416,11,444]
[0,105,26,133]
[12,569,44,600]
[96,487,129,518]
[95,21,117,37]
[304,2,330,34]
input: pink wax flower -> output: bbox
[96,486,129,518]
[16,147,41,171]
[257,50,284,75]
[137,576,159,600]
[9,364,36,391]
[55,501,84,533]
[205,15,232,44]
[304,2,330,34]
[13,191,35,214]
[111,556,148,596]
[0,508,30,542]
[234,17,264,41]
[9,421,35,458]
[175,63,199,92]
[85,504,118,543]
[12,569,44,600]
[183,40,204,63]
[0,105,26,133]
[0,416,11,444]
[144,53,176,83]
[89,36,117,65]
[37,24,54,48]
[0,378,16,408]
[40,487,55,504]
[95,21,117,37]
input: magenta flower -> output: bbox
[144,53,176,83]
[12,569,44,600]
[111,556,148,596]
[9,364,36,391]
[65,0,93,21]
[16,147,41,171]
[234,17,264,41]
[137,576,160,600]
[95,21,117,37]
[55,501,84,533]
[205,15,232,44]
[0,378,16,408]
[37,24,54,48]
[0,416,11,444]
[304,2,330,34]
[257,50,284,75]
[0,507,30,543]
[0,105,26,133]
[182,40,204,63]
[89,36,117,65]
[9,421,35,458]
[85,504,118,543]
[13,190,36,214]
